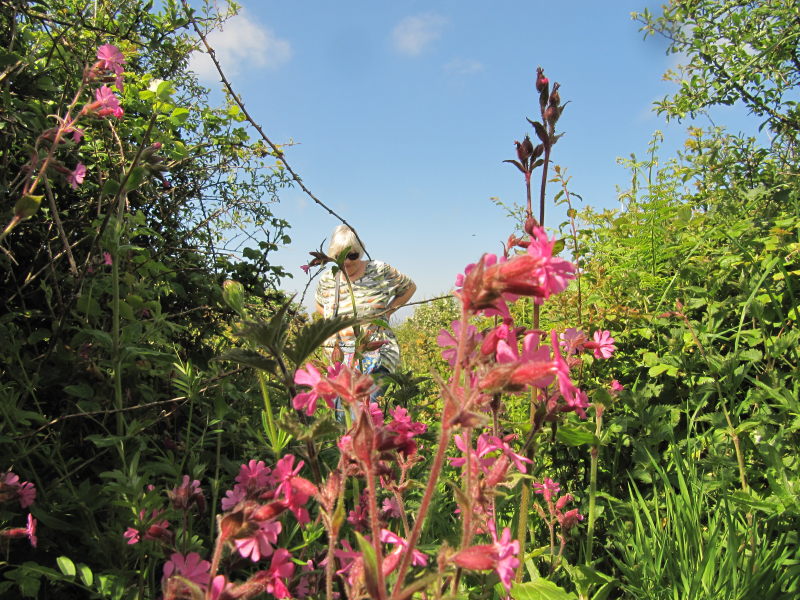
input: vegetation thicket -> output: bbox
[1,1,798,599]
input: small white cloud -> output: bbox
[444,58,484,75]
[391,13,447,57]
[189,10,292,81]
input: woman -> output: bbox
[315,225,416,375]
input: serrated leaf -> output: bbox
[284,314,363,366]
[511,579,577,600]
[503,159,526,174]
[122,166,147,193]
[527,118,549,144]
[237,299,295,354]
[57,556,76,578]
[214,348,277,373]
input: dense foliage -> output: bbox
[1,0,798,599]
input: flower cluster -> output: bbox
[452,521,520,592]
[0,471,37,549]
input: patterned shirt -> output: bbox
[315,261,414,372]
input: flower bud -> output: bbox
[452,545,497,571]
[535,67,549,93]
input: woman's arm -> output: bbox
[386,282,416,316]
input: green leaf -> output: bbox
[215,348,277,373]
[64,383,94,399]
[511,579,577,600]
[284,313,363,366]
[354,531,381,599]
[56,556,76,578]
[556,426,598,446]
[222,280,245,315]
[169,107,190,125]
[122,166,147,193]
[78,564,93,587]
[101,179,120,196]
[14,194,43,220]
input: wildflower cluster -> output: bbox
[0,471,37,548]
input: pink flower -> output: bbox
[97,44,124,73]
[490,524,520,593]
[209,575,231,600]
[234,519,281,562]
[67,163,86,190]
[300,264,310,274]
[93,85,123,118]
[123,527,140,544]
[236,460,271,491]
[610,379,624,395]
[102,251,112,265]
[271,454,312,525]
[293,363,337,415]
[262,548,296,598]
[382,496,402,519]
[26,513,36,548]
[551,330,588,418]
[220,484,246,511]
[162,552,211,588]
[533,477,561,503]
[18,482,36,508]
[436,320,479,367]
[590,330,616,359]
[380,529,427,575]
[0,513,37,548]
[168,475,205,512]
[526,226,576,301]
[558,508,585,531]
[560,327,587,355]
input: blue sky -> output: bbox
[187,1,764,316]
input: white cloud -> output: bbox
[391,13,447,57]
[444,58,484,75]
[189,11,292,81]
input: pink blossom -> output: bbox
[380,529,427,575]
[168,475,205,512]
[484,434,532,474]
[368,401,385,426]
[436,320,479,366]
[67,163,86,190]
[293,363,337,415]
[123,527,140,544]
[93,85,123,118]
[102,251,113,265]
[1,513,37,547]
[386,406,426,452]
[490,524,520,593]
[610,379,624,395]
[271,455,311,524]
[26,513,36,548]
[533,477,561,503]
[220,484,246,511]
[558,508,585,531]
[18,481,37,508]
[97,44,124,73]
[294,560,315,598]
[300,264,310,274]
[560,327,587,355]
[234,519,281,562]
[551,330,588,418]
[382,496,402,519]
[162,552,211,588]
[590,330,616,359]
[262,548,296,598]
[526,226,576,301]
[236,459,271,491]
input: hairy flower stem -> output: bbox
[516,140,552,581]
[584,404,603,563]
[206,522,226,599]
[391,311,469,597]
[366,463,387,600]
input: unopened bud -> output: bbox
[535,67,549,93]
[515,136,534,163]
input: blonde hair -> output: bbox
[328,225,365,259]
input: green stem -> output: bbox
[584,405,602,563]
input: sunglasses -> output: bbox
[346,252,360,260]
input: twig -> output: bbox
[179,0,371,259]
